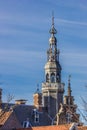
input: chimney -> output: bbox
[33,93,42,105]
[33,89,42,111]
[15,99,27,105]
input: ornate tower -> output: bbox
[63,75,80,123]
[64,75,75,106]
[42,16,64,120]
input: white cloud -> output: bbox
[0,11,48,27]
[0,49,44,62]
[61,52,87,67]
[59,50,87,76]
[0,49,45,75]
[56,18,87,27]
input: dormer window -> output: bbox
[32,109,39,123]
[34,112,39,123]
[23,118,31,128]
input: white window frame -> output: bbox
[33,109,39,123]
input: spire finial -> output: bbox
[37,84,39,91]
[52,11,54,26]
[34,84,40,94]
[49,12,57,34]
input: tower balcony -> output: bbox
[42,82,64,92]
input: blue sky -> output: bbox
[0,0,87,122]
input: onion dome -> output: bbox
[49,36,57,45]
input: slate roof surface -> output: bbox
[0,103,51,128]
[13,104,51,126]
[0,103,86,130]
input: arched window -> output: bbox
[57,74,60,82]
[46,73,49,82]
[51,73,55,83]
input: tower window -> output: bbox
[51,73,55,83]
[57,74,60,82]
[46,73,49,82]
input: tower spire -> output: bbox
[68,75,72,96]
[48,14,59,62]
[42,15,64,120]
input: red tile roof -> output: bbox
[0,111,12,125]
[17,124,71,130]
[17,125,87,130]
[78,126,87,130]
